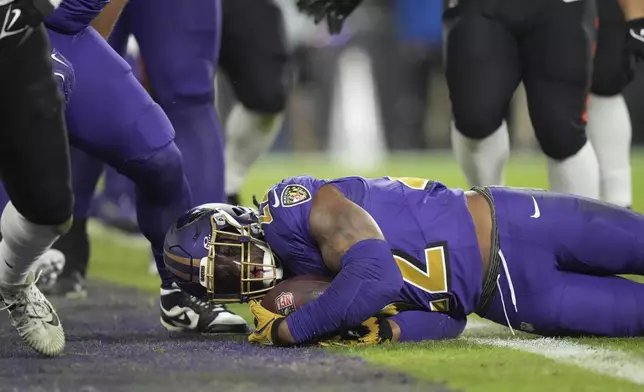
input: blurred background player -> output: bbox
[219,0,292,206]
[445,0,600,198]
[108,0,226,205]
[94,0,293,214]
[586,0,634,208]
[79,0,292,276]
[0,0,72,356]
[9,0,249,333]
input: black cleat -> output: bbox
[40,271,87,299]
[160,285,249,334]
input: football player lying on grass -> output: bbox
[163,176,644,346]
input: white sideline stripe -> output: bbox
[87,222,644,386]
[468,337,644,386]
[464,319,496,331]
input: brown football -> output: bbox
[261,275,332,316]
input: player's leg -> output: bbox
[554,272,644,336]
[93,165,139,233]
[494,186,644,276]
[127,0,226,205]
[98,25,142,234]
[587,0,633,208]
[52,27,248,332]
[520,0,599,198]
[36,147,102,297]
[0,22,71,356]
[220,0,291,203]
[483,255,644,337]
[444,8,520,186]
[50,27,188,279]
[481,187,644,336]
[0,147,95,297]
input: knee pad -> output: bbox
[11,178,74,228]
[118,141,187,202]
[591,59,633,96]
[534,119,588,161]
[236,80,288,115]
[453,107,506,140]
[149,59,215,107]
[232,62,291,114]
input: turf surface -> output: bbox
[7,152,644,391]
[0,281,451,392]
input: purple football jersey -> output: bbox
[258,175,484,316]
[45,0,110,33]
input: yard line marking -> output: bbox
[468,337,644,385]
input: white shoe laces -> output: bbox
[0,271,52,334]
[188,296,223,312]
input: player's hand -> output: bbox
[248,299,287,346]
[319,316,393,347]
[295,0,363,35]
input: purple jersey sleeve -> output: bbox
[258,176,332,277]
[45,0,110,34]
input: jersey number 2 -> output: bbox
[393,243,451,312]
[388,176,433,190]
[258,189,273,225]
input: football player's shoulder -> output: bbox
[257,176,323,238]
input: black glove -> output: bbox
[296,0,363,35]
[319,316,393,346]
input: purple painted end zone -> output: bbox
[0,282,452,392]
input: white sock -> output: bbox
[0,202,62,284]
[450,121,510,187]
[224,105,284,196]
[547,141,600,199]
[586,94,632,207]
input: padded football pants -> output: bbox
[0,6,73,227]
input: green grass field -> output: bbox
[87,151,644,392]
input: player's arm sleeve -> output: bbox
[285,184,404,344]
[390,311,466,342]
[287,239,404,343]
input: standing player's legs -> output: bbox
[92,36,142,234]
[520,1,599,198]
[220,0,291,204]
[444,11,520,186]
[49,28,191,287]
[93,165,139,233]
[481,187,644,337]
[587,0,633,208]
[41,148,102,296]
[49,28,248,332]
[0,146,97,296]
[116,0,226,205]
[0,23,72,356]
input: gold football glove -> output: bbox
[248,299,287,346]
[319,316,393,347]
[377,302,423,317]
